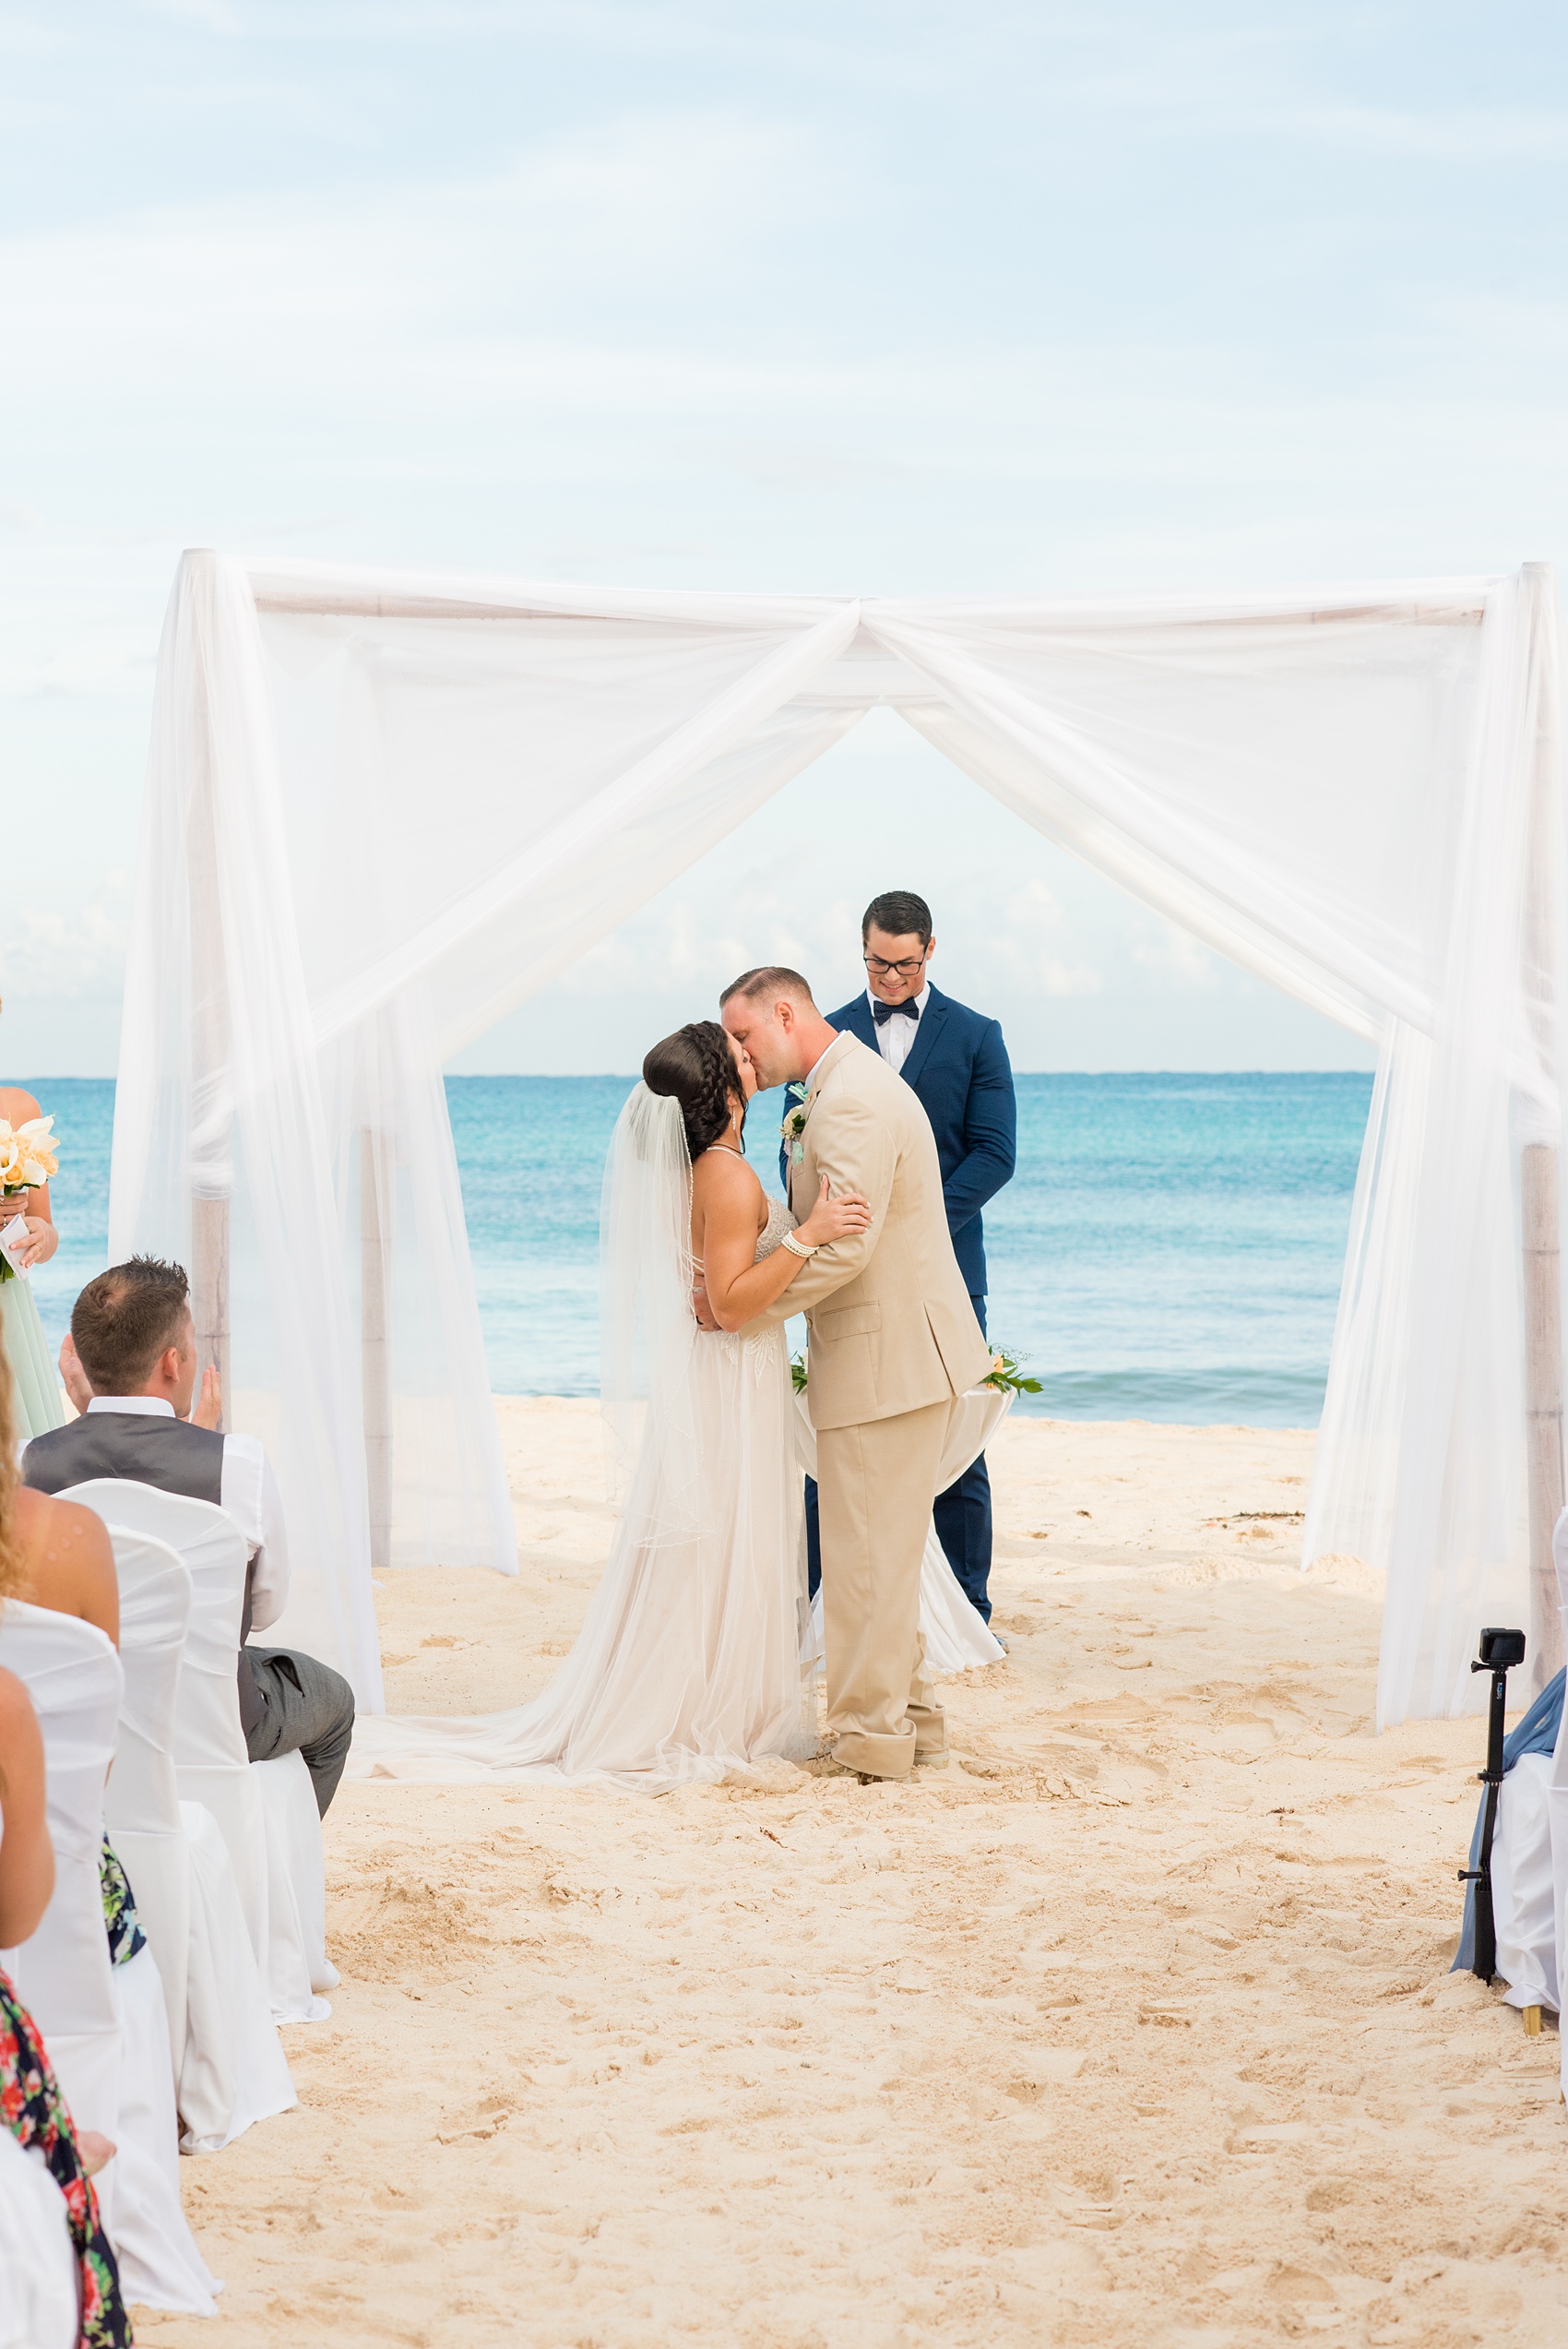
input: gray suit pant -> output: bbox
[244,1645,356,1817]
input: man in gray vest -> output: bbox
[25,1256,355,1815]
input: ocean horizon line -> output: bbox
[24,1070,1371,1428]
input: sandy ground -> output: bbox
[142,1400,1568,2348]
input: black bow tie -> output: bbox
[873,997,921,1024]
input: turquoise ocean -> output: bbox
[23,1072,1372,1426]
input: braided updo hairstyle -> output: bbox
[642,1021,742,1163]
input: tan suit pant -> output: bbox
[816,1396,953,1780]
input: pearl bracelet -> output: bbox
[781,1232,817,1258]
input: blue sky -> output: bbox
[3,2,1565,1073]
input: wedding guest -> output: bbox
[1,1343,155,1972]
[793,891,1016,1621]
[0,1395,133,2349]
[26,1257,356,1817]
[2,1382,119,1648]
[0,1041,66,1440]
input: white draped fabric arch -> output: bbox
[110,551,1563,1730]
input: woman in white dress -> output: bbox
[353,1022,869,1791]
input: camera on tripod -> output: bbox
[1458,1625,1527,1987]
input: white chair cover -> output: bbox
[0,1599,220,2299]
[0,1601,123,2231]
[796,1385,1012,1675]
[78,1508,294,2154]
[177,1800,296,2154]
[255,1750,339,2012]
[1491,1755,1559,2014]
[1549,1508,1568,2102]
[107,1944,220,2313]
[99,1527,192,2063]
[0,2130,77,2349]
[60,1481,330,2026]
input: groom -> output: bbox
[719,966,993,1781]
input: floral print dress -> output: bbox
[99,1837,146,1970]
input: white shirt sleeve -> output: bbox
[220,1432,291,1633]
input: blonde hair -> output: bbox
[0,1349,23,1603]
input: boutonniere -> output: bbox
[780,1081,811,1163]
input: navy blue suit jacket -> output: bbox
[786,984,1016,1298]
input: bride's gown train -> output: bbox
[350,1194,810,1792]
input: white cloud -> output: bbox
[1039,960,1104,998]
[1275,103,1568,161]
[0,112,829,404]
[1132,920,1218,991]
[0,877,131,1000]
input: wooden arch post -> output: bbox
[186,554,231,1429]
[1521,562,1564,1697]
[361,1126,393,1575]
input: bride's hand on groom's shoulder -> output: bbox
[796,1175,873,1250]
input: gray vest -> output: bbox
[24,1410,225,1507]
[25,1411,261,1733]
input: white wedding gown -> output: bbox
[350,1186,812,1793]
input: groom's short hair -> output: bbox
[719,966,817,1011]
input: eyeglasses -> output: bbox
[864,952,928,978]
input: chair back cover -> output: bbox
[0,1599,125,2165]
[74,1508,194,2064]
[56,1482,265,1961]
[0,2128,77,2349]
[93,1520,192,1837]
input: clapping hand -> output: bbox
[190,1365,222,1429]
[58,1331,93,1417]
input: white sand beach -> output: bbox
[143,1400,1568,2347]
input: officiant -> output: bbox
[792,890,1016,1623]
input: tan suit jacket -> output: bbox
[754,1031,992,1429]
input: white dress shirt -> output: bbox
[81,1396,291,1636]
[868,981,930,1076]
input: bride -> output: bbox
[352,1020,870,1790]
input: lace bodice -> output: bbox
[754,1194,797,1262]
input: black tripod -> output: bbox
[1457,1626,1527,1983]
